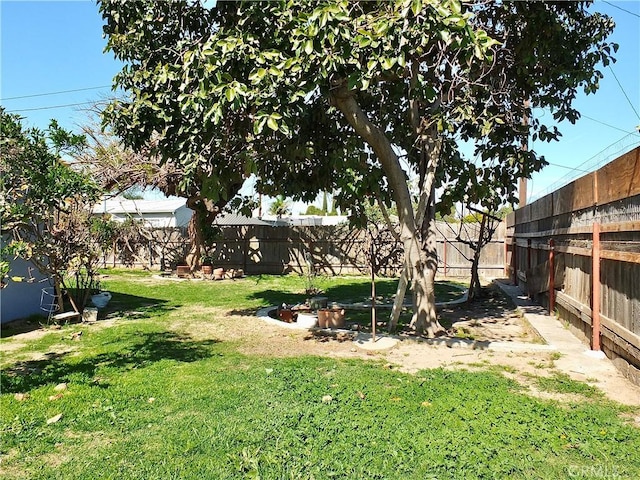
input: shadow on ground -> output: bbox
[1,331,219,394]
[1,292,173,339]
[438,283,516,330]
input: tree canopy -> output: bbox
[100,0,616,334]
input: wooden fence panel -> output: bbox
[505,146,640,384]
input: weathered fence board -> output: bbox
[101,221,506,279]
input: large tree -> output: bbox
[100,0,615,335]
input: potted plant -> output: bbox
[201,254,214,275]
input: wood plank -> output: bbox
[573,173,596,211]
[596,147,640,205]
[554,245,591,256]
[512,221,640,239]
[52,311,80,321]
[529,194,554,223]
[553,182,576,217]
[555,291,640,352]
[556,291,592,319]
[601,313,640,352]
[600,221,640,233]
[599,250,640,264]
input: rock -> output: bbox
[14,393,29,401]
[54,383,68,391]
[322,395,333,403]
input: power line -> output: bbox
[581,114,636,134]
[6,100,109,113]
[545,161,591,173]
[608,65,640,121]
[0,85,112,101]
[602,1,640,18]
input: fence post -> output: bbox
[592,222,601,351]
[443,237,448,277]
[512,238,518,285]
[504,236,508,277]
[548,239,555,315]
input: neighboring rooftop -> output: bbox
[92,198,187,215]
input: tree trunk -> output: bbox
[407,210,442,335]
[331,84,444,336]
[185,207,205,270]
[468,212,487,302]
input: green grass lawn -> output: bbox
[1,272,639,479]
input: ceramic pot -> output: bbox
[202,265,213,275]
[278,308,295,323]
[91,292,112,309]
[296,312,318,329]
[213,268,224,280]
[318,308,346,329]
[176,265,190,277]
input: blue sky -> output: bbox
[1,0,639,204]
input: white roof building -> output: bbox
[92,198,193,228]
[93,198,349,229]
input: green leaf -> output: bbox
[381,57,396,70]
[267,116,279,131]
[304,39,314,55]
[411,0,422,16]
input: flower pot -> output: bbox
[91,292,112,309]
[318,308,345,329]
[176,265,190,277]
[202,265,213,275]
[82,307,98,323]
[278,308,295,323]
[213,268,224,280]
[296,312,318,329]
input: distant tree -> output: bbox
[269,195,291,218]
[77,118,237,270]
[305,205,324,216]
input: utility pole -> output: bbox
[519,100,530,207]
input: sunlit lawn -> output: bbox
[1,271,638,479]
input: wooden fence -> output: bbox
[102,221,505,279]
[505,146,640,384]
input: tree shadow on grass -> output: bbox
[1,292,174,339]
[245,289,307,308]
[102,292,176,320]
[1,331,220,394]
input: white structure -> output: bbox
[92,198,349,229]
[92,198,193,228]
[260,215,349,226]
